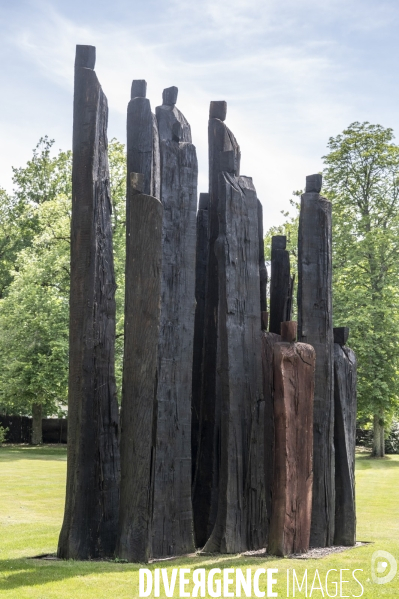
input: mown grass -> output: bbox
[0,445,398,598]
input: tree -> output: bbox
[324,122,399,457]
[265,122,399,458]
[0,137,127,443]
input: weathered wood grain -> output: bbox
[151,99,197,557]
[280,320,297,342]
[126,80,160,202]
[297,174,334,548]
[268,341,315,556]
[116,178,163,563]
[193,102,241,546]
[258,200,268,315]
[204,172,265,553]
[333,330,357,547]
[261,331,281,528]
[191,193,209,515]
[58,45,120,560]
[269,236,291,335]
[156,87,192,143]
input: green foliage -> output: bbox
[324,122,399,424]
[264,122,399,425]
[0,137,127,418]
[263,194,300,318]
[0,425,8,443]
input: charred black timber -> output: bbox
[192,193,209,495]
[127,79,160,205]
[116,175,163,563]
[258,200,268,316]
[297,174,334,548]
[204,173,266,553]
[193,102,241,546]
[269,236,291,335]
[333,328,357,546]
[151,90,197,558]
[58,45,120,560]
[261,331,281,527]
[268,338,315,556]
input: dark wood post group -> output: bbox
[58,44,357,562]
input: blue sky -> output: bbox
[1,0,399,227]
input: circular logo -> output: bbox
[371,550,397,585]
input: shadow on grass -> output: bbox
[0,446,67,462]
[0,554,281,590]
[356,454,399,468]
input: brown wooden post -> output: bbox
[268,322,315,556]
[116,174,163,563]
[333,327,357,546]
[204,172,265,553]
[58,45,120,560]
[193,101,241,546]
[151,88,197,558]
[297,173,334,547]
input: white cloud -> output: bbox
[1,0,399,228]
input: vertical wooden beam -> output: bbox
[191,193,209,531]
[268,329,315,556]
[193,102,241,545]
[204,172,265,553]
[258,200,268,316]
[269,236,290,335]
[297,173,334,547]
[261,331,281,527]
[116,174,163,563]
[333,327,357,546]
[127,79,160,203]
[151,88,197,558]
[58,45,120,560]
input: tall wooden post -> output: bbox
[151,88,197,558]
[127,80,160,201]
[193,102,241,546]
[297,173,334,547]
[333,327,357,546]
[192,193,209,507]
[204,172,265,553]
[258,200,268,318]
[58,45,120,560]
[268,322,315,556]
[261,331,281,525]
[269,236,291,335]
[116,174,163,563]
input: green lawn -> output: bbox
[0,446,398,598]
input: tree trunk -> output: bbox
[297,174,334,548]
[151,92,197,558]
[31,403,42,445]
[268,339,315,556]
[192,103,241,546]
[373,414,385,457]
[116,182,163,563]
[57,45,120,560]
[204,172,265,553]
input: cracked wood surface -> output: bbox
[58,45,120,560]
[297,184,334,548]
[203,172,265,553]
[268,341,315,556]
